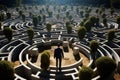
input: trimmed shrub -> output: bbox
[3,27,13,42]
[27,28,34,40]
[103,18,108,27]
[107,29,116,42]
[22,14,26,22]
[32,16,39,27]
[77,26,86,40]
[0,60,14,80]
[46,23,52,32]
[66,25,72,34]
[116,16,120,28]
[95,57,116,78]
[79,66,93,80]
[84,20,92,32]
[6,13,11,19]
[41,51,50,70]
[90,40,99,53]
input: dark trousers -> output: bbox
[56,58,62,70]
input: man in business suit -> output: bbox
[54,44,64,71]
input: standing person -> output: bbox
[54,43,64,71]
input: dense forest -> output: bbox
[0,0,120,8]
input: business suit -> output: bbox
[54,46,64,71]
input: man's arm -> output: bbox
[61,49,64,58]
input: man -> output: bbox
[54,44,64,71]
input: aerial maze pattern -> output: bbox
[0,5,120,80]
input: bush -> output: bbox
[41,51,50,70]
[116,16,120,28]
[0,60,14,80]
[89,40,99,53]
[95,57,116,78]
[79,66,93,80]
[3,27,13,42]
[46,23,51,32]
[27,28,34,40]
[32,16,39,27]
[84,20,92,32]
[77,26,86,40]
[107,29,116,42]
[66,25,72,34]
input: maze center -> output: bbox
[34,46,89,67]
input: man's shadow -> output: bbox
[39,70,50,80]
[55,71,73,80]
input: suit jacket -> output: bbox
[54,48,64,58]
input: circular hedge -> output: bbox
[0,60,14,80]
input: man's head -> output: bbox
[57,43,60,47]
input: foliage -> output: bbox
[19,10,23,17]
[79,66,94,80]
[95,56,116,78]
[89,40,99,53]
[3,27,13,42]
[107,29,116,41]
[46,23,52,32]
[0,13,4,21]
[103,18,108,27]
[27,28,34,40]
[77,26,86,40]
[84,20,92,32]
[41,51,50,70]
[6,13,11,19]
[66,25,72,34]
[22,14,26,22]
[80,11,84,17]
[0,60,14,80]
[32,16,39,27]
[42,14,46,22]
[116,16,120,27]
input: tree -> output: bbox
[66,25,72,34]
[46,23,51,32]
[6,13,11,19]
[42,14,46,22]
[84,20,93,32]
[107,29,116,42]
[27,28,34,41]
[77,26,86,40]
[0,13,4,21]
[0,60,14,80]
[116,16,120,28]
[3,27,13,42]
[95,56,116,80]
[22,14,25,22]
[79,66,94,80]
[89,16,97,26]
[90,40,99,54]
[41,51,50,70]
[89,40,99,61]
[19,10,23,17]
[80,11,84,17]
[110,7,114,15]
[103,18,108,27]
[32,16,39,27]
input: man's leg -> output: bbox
[59,58,62,71]
[56,58,58,68]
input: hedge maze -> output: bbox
[0,5,120,80]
